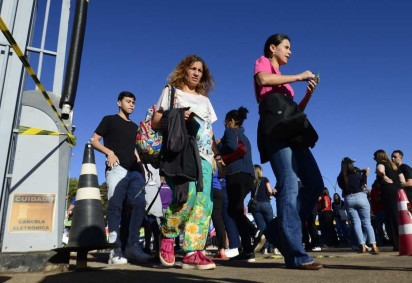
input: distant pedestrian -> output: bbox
[391,150,412,204]
[251,164,276,254]
[338,157,379,254]
[374,149,405,251]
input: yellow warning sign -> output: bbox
[9,193,56,232]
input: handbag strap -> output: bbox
[166,84,176,109]
[253,179,262,197]
[145,184,162,215]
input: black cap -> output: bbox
[342,157,355,163]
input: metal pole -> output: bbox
[59,0,89,119]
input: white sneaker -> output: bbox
[108,248,128,265]
[274,248,281,255]
[224,248,239,258]
[311,246,322,252]
[262,248,268,255]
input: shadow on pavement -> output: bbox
[38,269,260,283]
[324,264,412,272]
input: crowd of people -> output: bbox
[75,33,412,272]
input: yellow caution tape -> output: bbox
[0,16,76,147]
[18,126,69,137]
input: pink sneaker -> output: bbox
[159,238,175,267]
[182,251,216,270]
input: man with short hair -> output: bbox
[92,91,151,264]
[391,150,412,202]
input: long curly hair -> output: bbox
[167,54,214,96]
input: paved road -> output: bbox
[0,246,411,283]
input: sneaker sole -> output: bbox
[254,235,267,254]
[182,263,216,270]
[159,254,175,267]
[108,259,128,265]
[247,258,256,263]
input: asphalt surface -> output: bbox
[0,246,411,283]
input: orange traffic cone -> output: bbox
[398,189,412,255]
[57,142,113,269]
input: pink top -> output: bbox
[254,56,294,103]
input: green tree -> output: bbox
[99,182,108,218]
[66,177,108,219]
[67,178,78,205]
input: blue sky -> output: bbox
[63,0,412,208]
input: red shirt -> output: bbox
[317,195,332,212]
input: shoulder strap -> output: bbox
[145,185,162,215]
[253,179,262,197]
[168,85,176,109]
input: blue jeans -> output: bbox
[267,145,324,268]
[221,180,240,249]
[106,165,146,248]
[344,192,376,245]
[252,202,273,249]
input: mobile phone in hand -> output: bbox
[314,73,320,83]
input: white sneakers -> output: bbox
[108,248,128,265]
[273,248,281,255]
[311,246,322,252]
[224,248,239,258]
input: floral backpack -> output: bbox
[136,85,175,168]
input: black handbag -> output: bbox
[259,92,318,148]
[248,180,261,213]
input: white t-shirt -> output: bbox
[156,86,217,165]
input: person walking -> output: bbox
[254,33,323,270]
[91,91,152,264]
[152,54,220,270]
[337,157,379,254]
[331,193,348,244]
[251,164,276,254]
[218,107,266,262]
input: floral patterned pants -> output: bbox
[161,159,213,252]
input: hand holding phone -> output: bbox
[314,73,320,84]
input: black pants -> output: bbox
[212,189,226,250]
[382,186,399,250]
[226,172,257,254]
[302,212,320,248]
[319,210,338,246]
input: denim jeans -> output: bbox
[252,201,273,249]
[344,192,376,245]
[267,144,324,268]
[106,165,146,248]
[221,179,240,249]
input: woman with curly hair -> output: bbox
[152,54,220,270]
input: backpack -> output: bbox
[136,85,175,168]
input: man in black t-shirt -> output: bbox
[92,91,151,264]
[391,150,412,202]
